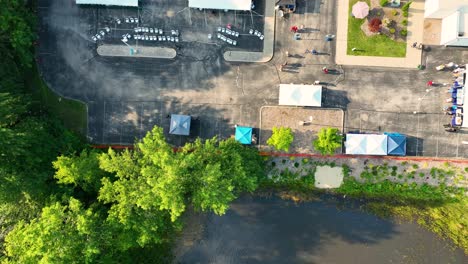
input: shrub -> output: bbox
[400,29,407,36]
[271,161,276,167]
[267,127,294,152]
[294,162,299,168]
[389,28,396,34]
[380,0,388,6]
[403,10,408,17]
[391,10,398,16]
[313,127,343,155]
[383,18,391,26]
[368,18,382,33]
[402,1,412,12]
[402,19,408,26]
[376,11,382,16]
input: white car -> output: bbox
[158,36,162,41]
[92,36,97,42]
[170,36,175,42]
[125,17,130,23]
[116,18,121,24]
[100,30,105,36]
[130,18,134,23]
[122,38,128,43]
[149,28,154,33]
[162,36,166,41]
[232,40,237,46]
[144,27,149,33]
[150,36,155,41]
[220,35,227,41]
[145,35,149,41]
[227,38,233,44]
[126,33,131,39]
[105,27,110,33]
[158,29,163,34]
[260,35,264,40]
[134,35,138,40]
[175,37,179,42]
[249,29,254,34]
[217,27,222,32]
[171,30,179,36]
[226,29,232,35]
[134,27,139,32]
[96,34,102,40]
[135,18,139,23]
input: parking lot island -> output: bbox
[97,45,176,59]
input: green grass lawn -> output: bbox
[347,0,407,57]
[26,66,87,135]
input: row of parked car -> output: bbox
[122,33,180,43]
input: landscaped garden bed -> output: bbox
[347,0,410,57]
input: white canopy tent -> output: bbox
[188,0,252,11]
[76,0,138,7]
[278,84,322,107]
[345,134,388,155]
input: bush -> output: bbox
[313,127,343,155]
[402,19,408,26]
[402,1,412,12]
[380,0,388,6]
[389,28,396,34]
[400,29,407,36]
[267,127,294,152]
[391,10,398,16]
[403,10,408,17]
[368,18,382,33]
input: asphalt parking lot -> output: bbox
[37,0,468,158]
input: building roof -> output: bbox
[235,126,253,144]
[278,84,322,107]
[170,114,191,136]
[188,0,251,11]
[76,0,138,7]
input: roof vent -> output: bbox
[458,32,465,37]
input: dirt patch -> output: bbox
[260,106,344,154]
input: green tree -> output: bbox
[0,0,36,68]
[267,127,294,152]
[3,198,110,263]
[53,150,106,194]
[313,127,343,155]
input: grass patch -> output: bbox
[347,0,406,57]
[25,65,87,135]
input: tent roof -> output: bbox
[279,84,322,107]
[345,134,388,155]
[385,133,407,156]
[235,126,253,144]
[76,0,138,6]
[188,0,251,10]
[170,114,191,135]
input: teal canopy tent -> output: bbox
[235,126,253,144]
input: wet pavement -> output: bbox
[175,195,467,264]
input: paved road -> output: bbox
[36,0,468,157]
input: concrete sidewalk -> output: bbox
[223,0,275,62]
[336,0,424,68]
[97,45,176,59]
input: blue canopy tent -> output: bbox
[235,126,253,144]
[170,114,191,136]
[385,133,407,156]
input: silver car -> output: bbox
[145,35,149,41]
[125,18,130,23]
[149,28,154,33]
[158,29,163,35]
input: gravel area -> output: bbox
[260,106,344,154]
